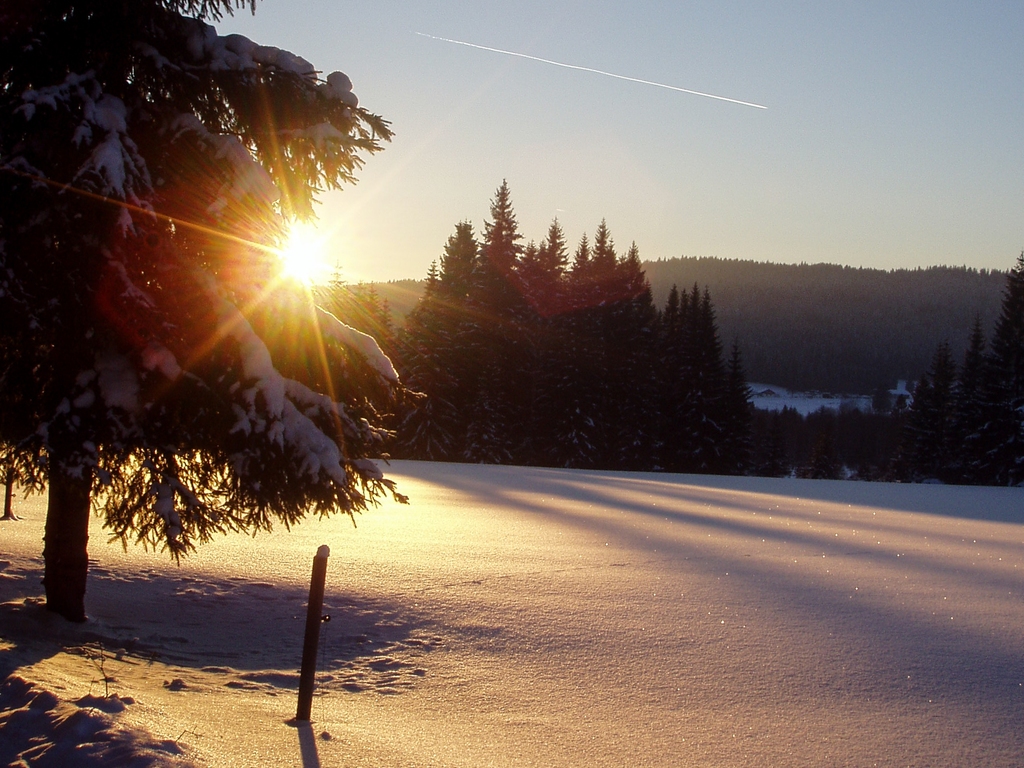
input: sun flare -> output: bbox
[278,224,334,285]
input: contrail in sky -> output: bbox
[415,32,767,110]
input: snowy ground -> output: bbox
[749,383,874,415]
[2,461,1023,767]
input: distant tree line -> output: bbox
[338,182,754,473]
[370,255,1006,397]
[895,253,1024,486]
[643,258,1005,394]
[322,187,1024,487]
[743,256,1024,486]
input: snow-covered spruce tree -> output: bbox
[0,0,403,621]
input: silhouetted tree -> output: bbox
[687,288,728,473]
[977,253,1024,485]
[0,0,403,620]
[602,241,659,469]
[951,317,987,482]
[397,222,482,459]
[722,341,754,474]
[805,419,842,480]
[901,342,956,481]
[464,182,530,462]
[759,413,790,477]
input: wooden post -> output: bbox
[296,545,330,722]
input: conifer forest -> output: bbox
[322,183,1024,486]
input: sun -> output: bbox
[278,223,334,285]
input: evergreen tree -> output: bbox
[653,283,740,474]
[534,231,597,467]
[602,241,659,469]
[480,180,523,281]
[591,219,618,300]
[901,342,956,481]
[759,413,790,477]
[395,263,456,459]
[0,0,402,620]
[397,223,480,460]
[657,285,688,471]
[543,344,594,467]
[464,182,530,462]
[722,341,754,474]
[686,287,729,473]
[871,384,893,415]
[978,253,1024,485]
[1,440,40,520]
[1,454,15,521]
[805,420,842,480]
[518,240,543,306]
[530,218,569,317]
[546,302,605,468]
[440,220,478,303]
[951,317,987,482]
[521,220,570,462]
[568,234,593,311]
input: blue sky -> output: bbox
[218,1,1024,283]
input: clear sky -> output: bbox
[218,1,1024,283]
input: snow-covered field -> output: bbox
[2,461,1023,767]
[749,383,874,415]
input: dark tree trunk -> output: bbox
[43,464,93,622]
[2,466,14,520]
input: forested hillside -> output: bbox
[333,184,753,473]
[644,258,1006,394]
[330,183,1024,484]
[374,259,1006,395]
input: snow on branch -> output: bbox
[187,24,316,76]
[212,291,374,488]
[140,341,183,381]
[316,306,399,383]
[184,20,359,106]
[104,252,157,309]
[169,113,279,215]
[322,72,359,108]
[96,349,141,413]
[18,71,151,208]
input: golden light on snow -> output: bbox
[278,223,334,285]
[3,464,1024,765]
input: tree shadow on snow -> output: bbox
[394,461,1024,755]
[398,460,1024,524]
[0,558,439,699]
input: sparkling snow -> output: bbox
[1,462,1022,766]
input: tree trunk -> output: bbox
[43,464,93,622]
[2,466,14,520]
